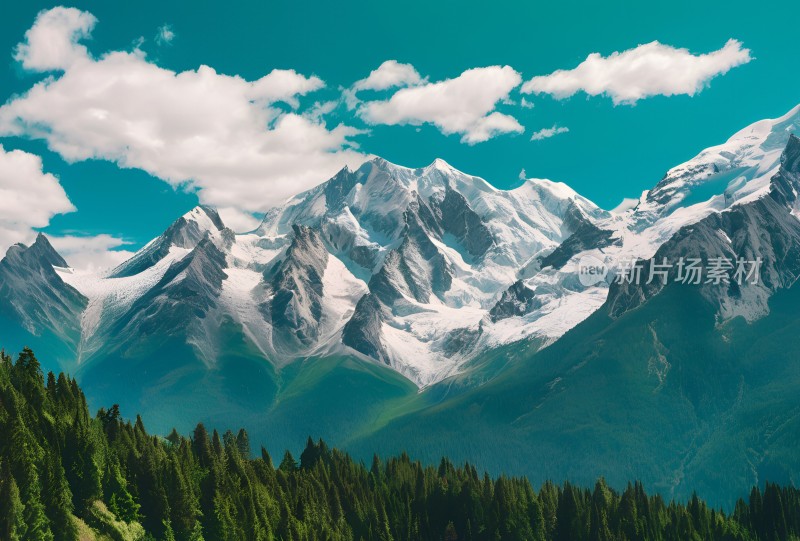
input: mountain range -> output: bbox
[2,103,800,506]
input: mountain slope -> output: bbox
[350,132,800,507]
[0,234,86,368]
[0,155,612,389]
[2,104,800,506]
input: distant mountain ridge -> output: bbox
[1,104,798,372]
[2,105,800,384]
[2,104,800,505]
[2,155,617,386]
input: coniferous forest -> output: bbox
[2,348,800,541]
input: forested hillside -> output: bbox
[1,347,799,541]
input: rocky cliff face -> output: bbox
[264,225,329,349]
[0,234,86,349]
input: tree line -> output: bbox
[1,347,799,540]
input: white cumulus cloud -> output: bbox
[0,144,131,270]
[359,65,524,144]
[530,125,569,141]
[0,144,75,254]
[354,60,423,91]
[49,234,134,272]
[1,7,366,226]
[14,7,97,71]
[522,39,752,105]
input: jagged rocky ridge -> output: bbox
[1,105,799,389]
[0,234,86,350]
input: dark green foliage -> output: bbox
[0,458,27,540]
[3,347,800,540]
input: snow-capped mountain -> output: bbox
[5,105,800,508]
[252,157,608,383]
[33,157,608,386]
[2,104,799,391]
[492,104,800,348]
[346,110,800,507]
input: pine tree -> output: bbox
[167,457,203,541]
[0,460,27,541]
[105,463,141,523]
[260,446,274,470]
[41,450,78,541]
[8,418,53,541]
[280,451,297,473]
[235,428,250,459]
[588,478,613,541]
[63,419,102,514]
[12,348,46,413]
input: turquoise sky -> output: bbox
[1,0,799,254]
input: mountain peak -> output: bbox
[365,156,395,170]
[638,104,800,221]
[29,233,69,268]
[110,205,226,278]
[364,156,459,175]
[427,158,455,171]
[2,233,68,269]
[164,205,225,249]
[523,177,580,199]
[182,205,225,232]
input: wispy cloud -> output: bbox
[530,125,569,141]
[155,23,175,46]
[49,234,134,271]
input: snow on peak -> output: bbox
[42,107,800,389]
[426,157,457,172]
[522,176,580,200]
[182,205,226,233]
[105,205,228,280]
[645,103,800,215]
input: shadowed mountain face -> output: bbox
[1,106,800,506]
[264,224,329,349]
[0,235,86,367]
[111,205,227,278]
